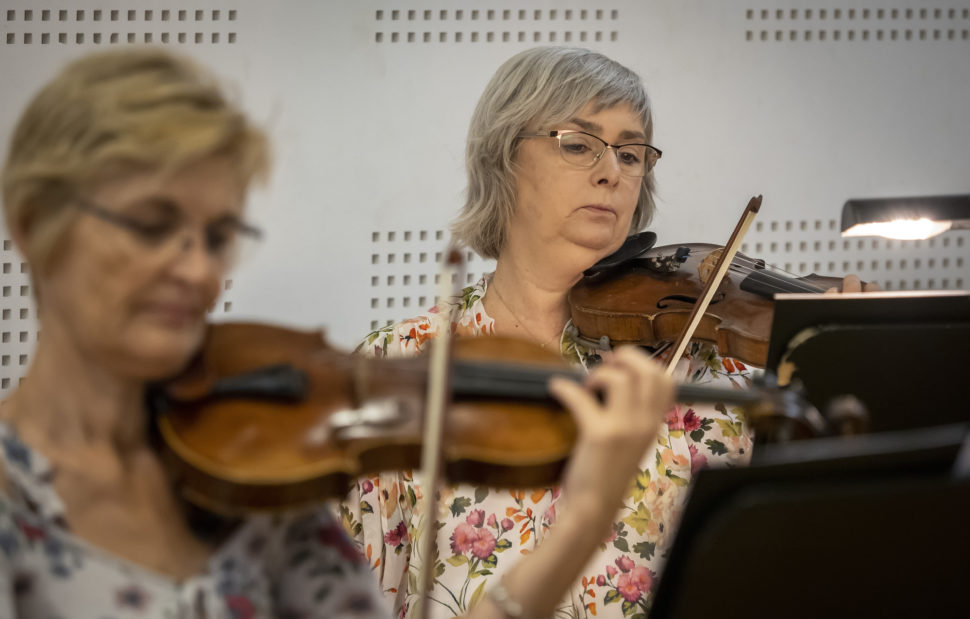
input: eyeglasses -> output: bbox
[517,129,662,177]
[71,197,263,267]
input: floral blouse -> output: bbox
[344,275,755,618]
[0,420,390,619]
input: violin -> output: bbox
[569,236,845,368]
[149,321,762,516]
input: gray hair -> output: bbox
[452,47,656,259]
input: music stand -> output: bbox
[649,423,970,619]
[764,290,970,432]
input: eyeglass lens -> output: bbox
[557,133,659,176]
[74,199,259,265]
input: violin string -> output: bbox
[682,248,814,289]
[726,259,828,293]
[361,359,564,389]
[705,252,830,294]
[724,253,820,284]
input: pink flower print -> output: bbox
[596,575,607,586]
[319,523,366,563]
[17,520,45,542]
[226,595,255,619]
[384,521,407,547]
[450,522,477,554]
[631,566,653,593]
[470,527,497,560]
[616,573,642,602]
[361,479,374,494]
[683,409,702,432]
[500,518,514,532]
[544,503,557,525]
[604,526,618,544]
[487,513,497,528]
[688,443,708,474]
[615,555,635,573]
[665,405,685,431]
[606,565,618,578]
[466,509,485,526]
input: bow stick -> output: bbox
[664,195,763,375]
[414,247,465,619]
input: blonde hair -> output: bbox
[452,47,656,259]
[1,47,270,274]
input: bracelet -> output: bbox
[485,579,528,618]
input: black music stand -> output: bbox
[650,423,970,619]
[764,290,970,433]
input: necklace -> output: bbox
[489,283,563,350]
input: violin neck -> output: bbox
[451,360,760,406]
[451,360,577,404]
[739,269,826,298]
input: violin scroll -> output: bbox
[745,374,872,446]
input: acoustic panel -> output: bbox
[1,0,968,397]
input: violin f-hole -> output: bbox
[657,292,726,309]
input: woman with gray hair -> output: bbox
[354,46,878,619]
[351,46,842,618]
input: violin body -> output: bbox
[150,314,808,515]
[150,322,577,515]
[569,243,842,368]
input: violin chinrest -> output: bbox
[584,231,657,276]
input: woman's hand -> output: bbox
[548,346,675,533]
[827,273,881,293]
[463,347,673,619]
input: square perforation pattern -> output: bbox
[2,1,969,395]
[373,6,620,44]
[367,229,496,331]
[0,239,37,394]
[1,7,240,46]
[745,5,970,42]
[741,219,968,291]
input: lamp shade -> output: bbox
[841,194,970,240]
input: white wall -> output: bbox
[1,0,968,393]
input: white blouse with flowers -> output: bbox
[0,419,390,619]
[342,275,754,619]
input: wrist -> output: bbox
[486,577,530,618]
[553,501,615,548]
[558,488,622,530]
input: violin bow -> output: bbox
[663,195,763,376]
[414,246,465,619]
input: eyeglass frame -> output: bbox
[516,129,662,176]
[69,196,263,262]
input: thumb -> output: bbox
[548,376,599,432]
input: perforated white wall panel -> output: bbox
[2,1,969,396]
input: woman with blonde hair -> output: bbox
[0,48,673,618]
